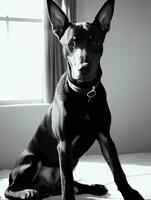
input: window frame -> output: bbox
[0,3,46,105]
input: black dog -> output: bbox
[5,0,144,199]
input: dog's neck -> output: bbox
[67,67,102,101]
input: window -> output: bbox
[0,0,45,104]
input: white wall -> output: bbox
[77,0,151,154]
[0,104,49,169]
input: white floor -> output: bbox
[0,153,151,200]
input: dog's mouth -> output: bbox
[70,74,100,90]
[73,62,95,82]
[78,63,90,75]
[68,60,102,87]
[69,66,102,89]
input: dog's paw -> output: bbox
[89,184,108,196]
[5,188,40,200]
[121,188,144,200]
[20,189,39,199]
[16,189,39,199]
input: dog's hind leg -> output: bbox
[74,181,108,196]
[5,149,40,199]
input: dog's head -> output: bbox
[46,0,115,85]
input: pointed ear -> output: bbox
[46,0,70,39]
[94,0,115,33]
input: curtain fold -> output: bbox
[44,0,76,103]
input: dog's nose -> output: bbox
[78,63,90,74]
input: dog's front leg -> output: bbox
[57,140,75,200]
[97,132,130,190]
[97,132,144,200]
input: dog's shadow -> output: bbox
[44,193,112,200]
[77,193,151,200]
[76,193,111,200]
[44,193,151,200]
[44,194,110,200]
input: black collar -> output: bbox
[67,78,100,102]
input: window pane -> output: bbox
[0,0,44,103]
[0,0,43,19]
[0,22,44,101]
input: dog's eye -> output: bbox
[68,40,75,48]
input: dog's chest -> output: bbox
[65,94,106,135]
[83,113,91,121]
[70,112,96,156]
[70,106,99,134]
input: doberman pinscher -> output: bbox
[5,0,144,199]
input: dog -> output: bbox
[5,0,144,199]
